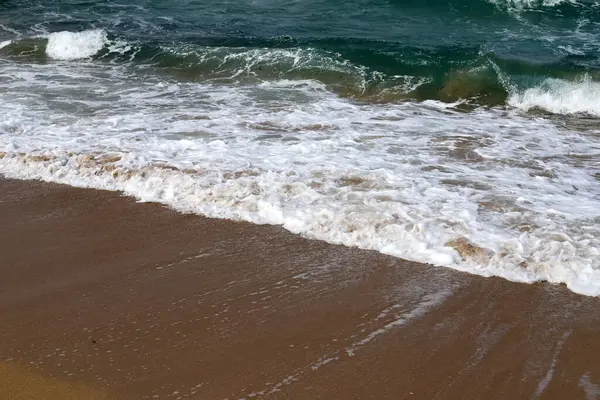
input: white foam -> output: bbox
[0,61,599,296]
[508,76,600,116]
[161,44,369,87]
[488,0,577,8]
[0,40,11,50]
[45,29,107,60]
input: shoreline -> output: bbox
[1,150,596,298]
[1,176,599,399]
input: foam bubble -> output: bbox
[45,29,107,60]
[508,76,600,116]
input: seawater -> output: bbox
[0,0,599,295]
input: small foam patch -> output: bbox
[45,29,107,60]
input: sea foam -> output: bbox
[508,76,600,117]
[0,70,598,296]
[45,29,107,60]
[1,33,599,297]
[487,0,577,9]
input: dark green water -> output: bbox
[2,0,600,105]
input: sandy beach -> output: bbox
[1,177,599,399]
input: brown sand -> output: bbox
[0,177,599,400]
[0,362,113,400]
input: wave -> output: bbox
[391,0,596,12]
[487,0,578,8]
[391,0,600,17]
[0,130,598,296]
[508,75,600,116]
[0,17,599,298]
[484,0,600,15]
[1,29,600,115]
[0,29,109,61]
[46,29,108,60]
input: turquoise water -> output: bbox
[0,0,599,295]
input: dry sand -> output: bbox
[1,177,599,399]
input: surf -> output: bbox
[0,1,599,297]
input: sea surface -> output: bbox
[0,0,599,295]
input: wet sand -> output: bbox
[1,177,599,400]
